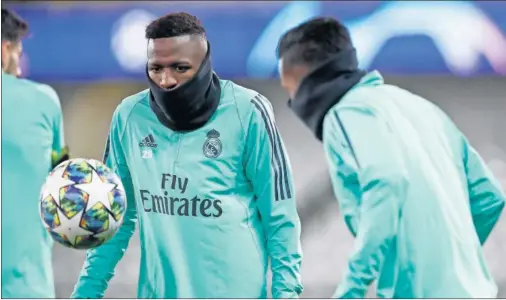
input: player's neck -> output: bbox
[289,48,366,141]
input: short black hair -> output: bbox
[277,17,352,67]
[145,12,205,40]
[1,8,28,42]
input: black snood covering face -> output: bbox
[147,42,221,132]
[288,48,366,141]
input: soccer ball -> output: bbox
[39,158,127,249]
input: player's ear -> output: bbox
[1,41,12,66]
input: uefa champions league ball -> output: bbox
[39,158,127,249]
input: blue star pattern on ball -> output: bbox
[39,158,127,249]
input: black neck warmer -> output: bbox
[288,48,366,141]
[147,42,221,132]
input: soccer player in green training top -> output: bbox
[72,13,303,298]
[276,17,505,298]
[1,8,69,298]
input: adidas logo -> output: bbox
[139,134,158,148]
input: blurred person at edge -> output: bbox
[277,17,505,298]
[1,8,69,299]
[71,12,302,299]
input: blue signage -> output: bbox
[8,1,506,82]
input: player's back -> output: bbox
[1,72,59,298]
[337,72,498,297]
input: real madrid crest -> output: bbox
[203,129,222,158]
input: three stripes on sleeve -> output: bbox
[251,94,292,202]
